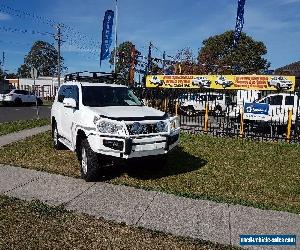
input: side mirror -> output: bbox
[63,98,77,108]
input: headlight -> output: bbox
[97,120,125,135]
[170,117,180,131]
[156,121,168,133]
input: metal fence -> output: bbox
[134,88,300,143]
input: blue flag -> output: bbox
[100,10,114,64]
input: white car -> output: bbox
[268,76,293,89]
[191,76,211,88]
[228,93,300,124]
[51,81,180,181]
[178,92,230,116]
[0,89,43,105]
[215,76,233,88]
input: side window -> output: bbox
[57,86,66,103]
[269,95,283,105]
[58,85,79,107]
[64,86,73,99]
[285,96,294,105]
[69,86,79,103]
[14,90,22,95]
[69,86,79,108]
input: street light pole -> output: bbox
[56,24,62,88]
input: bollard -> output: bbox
[204,103,209,133]
[286,108,293,142]
[175,100,178,116]
[239,108,244,138]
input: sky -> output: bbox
[0,0,299,75]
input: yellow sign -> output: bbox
[146,75,296,91]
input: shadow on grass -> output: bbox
[98,146,207,181]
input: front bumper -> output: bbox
[88,131,180,159]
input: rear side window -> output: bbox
[269,95,283,105]
[285,96,294,105]
[20,90,29,95]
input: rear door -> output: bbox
[260,95,283,123]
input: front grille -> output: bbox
[126,123,161,135]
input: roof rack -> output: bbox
[64,72,120,83]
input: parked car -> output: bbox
[51,81,180,181]
[268,76,293,90]
[0,89,43,106]
[228,93,300,124]
[191,76,211,88]
[178,92,231,116]
[215,76,233,88]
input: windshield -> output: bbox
[82,86,142,107]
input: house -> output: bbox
[275,61,300,89]
[6,76,63,99]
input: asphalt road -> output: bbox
[0,105,51,123]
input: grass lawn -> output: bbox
[0,118,49,136]
[0,195,232,250]
[0,132,299,214]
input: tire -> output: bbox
[214,105,222,116]
[79,138,100,181]
[52,122,64,150]
[14,98,22,106]
[37,98,43,106]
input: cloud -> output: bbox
[0,12,11,20]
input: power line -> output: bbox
[0,26,54,37]
[0,4,101,56]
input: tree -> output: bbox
[109,41,140,84]
[17,40,65,77]
[5,72,18,79]
[17,64,31,78]
[0,68,3,79]
[198,31,270,74]
[173,47,202,74]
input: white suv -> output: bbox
[178,92,230,116]
[51,81,180,181]
[0,89,43,105]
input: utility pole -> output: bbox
[129,45,136,87]
[55,24,62,88]
[1,52,5,92]
[162,51,166,74]
[146,42,152,74]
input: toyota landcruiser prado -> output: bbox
[51,80,180,181]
